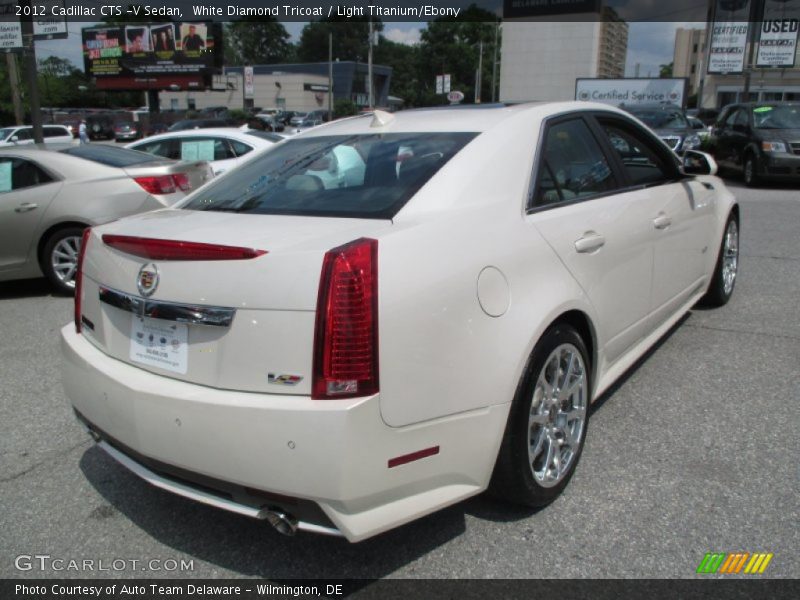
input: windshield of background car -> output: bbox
[752,105,800,129]
[182,132,477,219]
[629,109,689,129]
[0,128,14,141]
[60,145,166,167]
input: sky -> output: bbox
[36,21,704,83]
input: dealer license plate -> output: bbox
[129,317,188,374]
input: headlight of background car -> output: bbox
[682,134,702,151]
[761,141,787,153]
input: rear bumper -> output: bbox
[61,325,507,542]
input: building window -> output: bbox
[187,98,196,110]
[691,65,696,74]
[693,43,698,53]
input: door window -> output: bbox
[43,126,69,138]
[179,137,236,161]
[0,157,54,192]
[599,123,674,187]
[132,139,180,160]
[531,118,616,209]
[12,129,33,142]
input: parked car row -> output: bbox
[616,100,799,187]
[0,144,213,293]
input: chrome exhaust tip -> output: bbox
[265,508,299,536]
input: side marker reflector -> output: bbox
[388,446,440,469]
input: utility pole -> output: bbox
[5,54,24,124]
[20,2,43,143]
[475,41,483,104]
[328,32,333,117]
[491,22,499,103]
[741,7,758,102]
[368,19,374,109]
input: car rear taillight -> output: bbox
[172,173,192,192]
[74,228,92,333]
[312,238,379,400]
[134,175,176,195]
[102,235,267,261]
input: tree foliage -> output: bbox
[225,18,294,65]
[296,18,383,63]
[415,4,500,107]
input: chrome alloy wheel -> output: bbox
[50,235,82,289]
[528,344,588,488]
[722,219,739,296]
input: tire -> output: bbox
[743,153,760,187]
[490,324,591,507]
[700,214,739,307]
[41,226,86,295]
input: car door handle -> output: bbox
[15,203,38,213]
[653,214,672,230]
[574,232,606,253]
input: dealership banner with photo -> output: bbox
[756,0,800,68]
[707,0,757,74]
[81,22,222,90]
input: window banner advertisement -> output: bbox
[707,0,755,74]
[756,0,800,68]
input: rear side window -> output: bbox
[60,145,163,167]
[177,137,235,161]
[182,132,477,219]
[43,126,69,138]
[0,157,54,192]
[531,118,615,208]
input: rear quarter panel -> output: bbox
[379,112,598,428]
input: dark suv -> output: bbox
[710,102,800,186]
[622,104,701,155]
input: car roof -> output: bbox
[128,128,276,145]
[298,102,630,137]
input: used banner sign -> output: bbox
[757,0,800,68]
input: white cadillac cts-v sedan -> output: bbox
[62,102,739,542]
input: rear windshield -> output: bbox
[60,145,165,167]
[182,132,477,219]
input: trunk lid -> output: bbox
[79,210,392,395]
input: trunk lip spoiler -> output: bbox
[98,285,236,328]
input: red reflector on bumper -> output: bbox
[388,446,440,468]
[102,235,267,261]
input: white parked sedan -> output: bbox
[62,103,739,542]
[126,128,283,176]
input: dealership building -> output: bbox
[500,8,628,102]
[158,61,393,112]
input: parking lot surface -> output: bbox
[0,180,797,580]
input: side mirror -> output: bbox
[10,136,18,142]
[682,150,718,176]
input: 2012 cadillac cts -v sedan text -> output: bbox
[62,103,739,542]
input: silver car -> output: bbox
[0,145,213,293]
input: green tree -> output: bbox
[296,18,383,63]
[334,98,358,118]
[373,38,420,108]
[224,18,293,66]
[659,62,674,78]
[416,4,501,106]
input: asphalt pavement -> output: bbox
[0,179,797,581]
